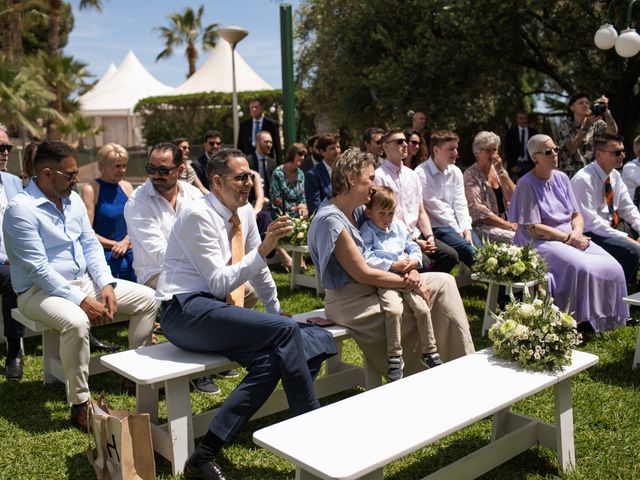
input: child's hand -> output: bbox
[391,258,414,273]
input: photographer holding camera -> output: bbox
[558,92,618,178]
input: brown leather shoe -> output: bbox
[70,400,90,433]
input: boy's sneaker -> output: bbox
[422,352,443,369]
[387,356,404,382]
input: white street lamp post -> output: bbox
[219,26,249,147]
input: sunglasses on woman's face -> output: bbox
[145,164,180,176]
[409,140,421,147]
[535,146,560,157]
[0,144,12,154]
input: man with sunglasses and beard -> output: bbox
[572,133,640,285]
[155,148,336,479]
[3,140,157,431]
[124,142,230,395]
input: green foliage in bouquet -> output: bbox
[473,241,547,283]
[488,297,582,371]
[286,216,312,247]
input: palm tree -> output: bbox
[154,4,218,78]
[48,0,104,56]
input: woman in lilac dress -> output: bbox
[509,134,628,332]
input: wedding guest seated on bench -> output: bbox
[509,134,628,333]
[3,140,157,432]
[308,148,474,380]
[155,148,337,480]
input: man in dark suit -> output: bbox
[237,99,282,163]
[248,131,277,199]
[193,130,222,188]
[505,110,538,181]
[305,132,341,215]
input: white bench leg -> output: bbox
[41,330,60,385]
[633,327,640,369]
[137,384,160,424]
[481,283,500,336]
[554,378,575,473]
[165,377,194,475]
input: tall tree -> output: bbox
[47,0,103,56]
[154,4,218,78]
[296,0,640,152]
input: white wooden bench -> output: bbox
[254,348,599,480]
[282,244,323,295]
[622,292,640,369]
[11,308,131,401]
[471,273,545,336]
[100,309,376,475]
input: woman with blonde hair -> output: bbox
[82,143,135,281]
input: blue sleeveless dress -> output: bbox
[93,178,136,281]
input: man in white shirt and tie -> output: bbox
[155,148,336,480]
[572,133,640,284]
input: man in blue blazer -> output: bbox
[305,133,341,215]
[0,125,24,381]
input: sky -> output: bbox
[65,0,302,89]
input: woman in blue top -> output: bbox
[308,148,474,377]
[82,143,136,281]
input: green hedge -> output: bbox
[134,90,284,147]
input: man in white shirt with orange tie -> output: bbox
[572,133,640,284]
[155,148,336,480]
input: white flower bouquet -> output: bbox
[488,297,582,371]
[286,216,311,246]
[473,241,547,284]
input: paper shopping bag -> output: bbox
[87,394,156,480]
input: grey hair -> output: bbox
[527,134,553,159]
[331,147,376,197]
[634,134,640,157]
[472,131,501,157]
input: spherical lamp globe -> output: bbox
[594,24,618,50]
[615,28,640,57]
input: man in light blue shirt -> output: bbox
[3,140,156,432]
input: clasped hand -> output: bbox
[402,269,430,302]
[565,231,589,251]
[80,285,117,327]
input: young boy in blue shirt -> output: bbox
[361,186,442,381]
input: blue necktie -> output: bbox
[252,120,261,146]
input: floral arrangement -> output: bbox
[285,216,312,246]
[473,241,547,284]
[488,297,582,371]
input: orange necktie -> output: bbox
[226,213,245,307]
[604,176,619,228]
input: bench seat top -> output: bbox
[100,309,349,385]
[253,348,598,480]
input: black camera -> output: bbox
[591,102,607,117]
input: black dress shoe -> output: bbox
[89,333,120,353]
[5,356,23,381]
[184,459,232,480]
[626,317,640,327]
[70,400,90,433]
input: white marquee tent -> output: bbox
[169,41,272,95]
[79,51,172,147]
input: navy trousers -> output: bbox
[160,292,337,443]
[0,264,21,339]
[433,227,482,268]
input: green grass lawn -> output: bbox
[1,268,639,479]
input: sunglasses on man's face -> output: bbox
[0,144,13,154]
[225,172,255,184]
[536,146,560,157]
[208,141,222,147]
[146,164,180,176]
[385,138,407,146]
[602,149,626,157]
